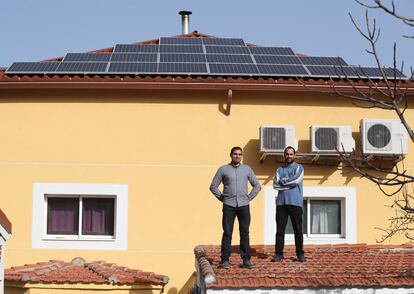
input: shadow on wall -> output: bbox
[166,272,196,294]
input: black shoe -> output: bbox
[219,260,230,269]
[271,254,284,262]
[297,254,306,262]
[242,259,253,269]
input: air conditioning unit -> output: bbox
[260,125,298,153]
[360,118,408,155]
[310,125,355,153]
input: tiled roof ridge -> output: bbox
[195,245,217,284]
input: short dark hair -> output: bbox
[230,146,243,155]
[284,146,296,154]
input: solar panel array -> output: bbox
[6,37,405,79]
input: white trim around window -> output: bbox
[264,186,356,245]
[32,183,128,250]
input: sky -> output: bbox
[1,0,413,73]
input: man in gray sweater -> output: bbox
[210,146,261,269]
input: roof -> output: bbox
[5,257,169,285]
[1,32,412,93]
[0,209,11,234]
[195,244,414,289]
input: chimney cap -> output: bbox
[179,10,192,16]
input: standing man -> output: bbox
[272,146,305,262]
[210,146,261,269]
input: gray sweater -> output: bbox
[210,163,261,207]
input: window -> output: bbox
[46,196,115,238]
[32,183,128,250]
[264,186,356,245]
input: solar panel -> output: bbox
[300,56,347,66]
[249,47,295,55]
[160,45,204,53]
[205,46,250,55]
[6,62,60,73]
[160,37,202,45]
[114,44,159,53]
[108,62,157,73]
[64,53,112,62]
[354,67,405,78]
[55,62,108,73]
[202,38,245,46]
[254,55,301,65]
[160,54,206,63]
[158,63,208,73]
[305,66,357,77]
[206,54,253,64]
[209,63,259,74]
[257,64,308,76]
[111,53,157,62]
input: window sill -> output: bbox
[42,237,116,242]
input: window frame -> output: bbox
[32,183,128,250]
[264,186,356,245]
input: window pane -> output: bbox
[285,200,307,234]
[82,198,114,236]
[47,197,79,235]
[310,200,341,234]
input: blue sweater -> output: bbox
[273,163,304,207]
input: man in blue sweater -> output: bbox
[272,146,305,262]
[210,146,261,269]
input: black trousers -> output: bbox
[221,204,251,261]
[275,205,304,256]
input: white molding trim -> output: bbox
[207,288,414,294]
[264,186,357,245]
[32,183,128,250]
[0,225,10,242]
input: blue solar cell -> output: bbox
[111,53,157,62]
[205,46,250,54]
[64,53,112,62]
[202,38,245,46]
[55,62,108,73]
[305,66,357,77]
[6,62,60,73]
[300,56,348,66]
[158,63,207,73]
[114,44,159,53]
[254,55,301,64]
[249,47,295,55]
[206,54,253,64]
[209,63,259,74]
[257,64,308,76]
[160,54,206,63]
[108,63,158,73]
[353,67,405,78]
[160,45,204,53]
[159,37,202,45]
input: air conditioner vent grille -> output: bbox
[367,123,391,148]
[315,128,338,150]
[262,128,286,150]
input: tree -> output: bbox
[301,0,414,242]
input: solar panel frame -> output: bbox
[254,55,302,65]
[206,54,254,64]
[158,63,208,74]
[160,53,206,63]
[108,62,158,73]
[110,53,158,62]
[257,64,309,76]
[63,53,112,62]
[248,46,295,55]
[55,62,108,73]
[114,44,159,53]
[202,38,245,46]
[6,62,60,73]
[209,63,259,75]
[159,37,202,45]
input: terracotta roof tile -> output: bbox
[5,257,169,285]
[195,244,414,289]
[0,209,11,234]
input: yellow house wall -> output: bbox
[0,89,413,294]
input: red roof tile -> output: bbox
[0,209,11,234]
[194,244,414,289]
[5,257,169,285]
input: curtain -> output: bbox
[47,197,79,235]
[311,200,340,234]
[82,198,114,235]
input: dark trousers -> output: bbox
[221,204,251,261]
[275,205,304,256]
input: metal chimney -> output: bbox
[179,11,192,35]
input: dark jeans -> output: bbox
[275,205,304,256]
[221,204,251,261]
